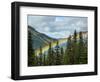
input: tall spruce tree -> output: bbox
[39,46,43,66]
[64,30,88,65]
[64,35,73,64]
[35,56,39,66]
[72,30,78,64]
[28,31,36,66]
[78,32,87,64]
[55,40,61,65]
[48,42,54,65]
[83,36,88,64]
[43,53,46,65]
[60,47,64,64]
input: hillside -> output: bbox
[28,26,87,56]
[28,26,57,50]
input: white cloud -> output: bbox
[43,26,50,32]
[28,15,88,39]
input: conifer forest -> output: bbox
[28,26,88,66]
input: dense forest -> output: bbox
[28,29,88,66]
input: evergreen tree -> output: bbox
[64,35,73,64]
[72,30,78,64]
[28,31,36,66]
[83,37,88,64]
[35,56,39,66]
[61,47,64,64]
[51,49,55,65]
[65,30,78,65]
[48,42,54,65]
[55,40,61,65]
[39,46,43,66]
[64,30,88,65]
[78,32,87,64]
[43,53,46,65]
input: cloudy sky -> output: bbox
[28,15,88,39]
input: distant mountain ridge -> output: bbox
[28,26,87,52]
[28,26,57,50]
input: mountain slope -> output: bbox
[28,25,88,56]
[28,26,57,50]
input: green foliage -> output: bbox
[55,41,62,65]
[43,53,46,65]
[61,47,64,64]
[28,31,36,66]
[72,30,78,64]
[64,30,88,65]
[64,35,73,64]
[39,46,43,66]
[78,32,88,64]
[47,42,55,65]
[28,28,88,66]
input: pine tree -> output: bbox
[35,56,39,66]
[72,30,78,64]
[65,30,78,65]
[28,31,36,66]
[39,46,43,66]
[48,42,54,65]
[43,53,46,65]
[79,32,84,63]
[48,42,52,65]
[55,40,61,65]
[83,36,88,64]
[78,32,87,64]
[61,47,64,64]
[66,30,78,64]
[64,35,73,64]
[64,30,88,65]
